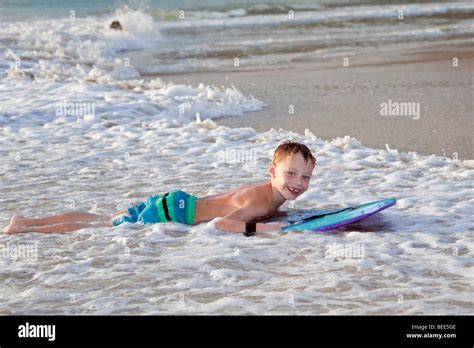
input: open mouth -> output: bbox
[287,186,301,195]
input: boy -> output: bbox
[4,141,316,236]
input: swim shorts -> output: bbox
[112,190,197,226]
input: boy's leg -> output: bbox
[5,220,111,234]
[14,211,111,227]
[4,206,135,234]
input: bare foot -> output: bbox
[4,215,27,234]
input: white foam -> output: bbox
[0,7,164,84]
[1,113,473,315]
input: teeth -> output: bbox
[288,187,300,194]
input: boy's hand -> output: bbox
[264,222,287,232]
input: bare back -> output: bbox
[194,182,278,224]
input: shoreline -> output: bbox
[157,43,474,160]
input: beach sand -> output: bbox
[159,43,474,160]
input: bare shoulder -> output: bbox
[238,183,272,212]
[237,184,265,203]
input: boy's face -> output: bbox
[269,152,314,200]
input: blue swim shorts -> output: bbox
[112,190,197,226]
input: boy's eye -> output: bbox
[303,176,310,180]
[287,172,294,176]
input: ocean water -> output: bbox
[1,1,473,75]
[0,1,473,315]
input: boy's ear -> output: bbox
[269,161,276,178]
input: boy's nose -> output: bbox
[295,178,303,187]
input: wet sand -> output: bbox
[159,43,474,160]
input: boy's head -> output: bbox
[269,140,316,200]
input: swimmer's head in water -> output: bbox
[110,20,123,30]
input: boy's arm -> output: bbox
[215,205,284,234]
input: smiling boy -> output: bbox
[212,140,316,235]
[4,141,316,236]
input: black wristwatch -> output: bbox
[244,222,257,237]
